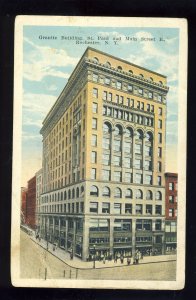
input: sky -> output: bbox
[22,25,179,186]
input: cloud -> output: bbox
[23,37,79,81]
[23,92,57,116]
[48,84,58,91]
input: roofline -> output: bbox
[86,46,167,78]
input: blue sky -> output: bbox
[22,25,179,186]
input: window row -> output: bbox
[90,202,162,215]
[39,202,84,214]
[89,218,163,232]
[41,185,85,203]
[89,185,162,200]
[103,106,154,127]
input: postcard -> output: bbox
[11,16,187,289]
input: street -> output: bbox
[20,230,176,281]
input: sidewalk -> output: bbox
[30,234,176,270]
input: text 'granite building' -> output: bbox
[39,47,169,260]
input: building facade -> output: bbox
[35,168,43,232]
[21,187,27,224]
[26,176,36,229]
[38,47,169,260]
[165,172,178,252]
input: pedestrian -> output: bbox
[136,252,139,264]
[120,254,124,264]
[127,257,131,265]
[114,254,117,263]
[53,243,56,251]
[141,251,143,260]
[103,255,106,264]
[70,251,73,260]
[133,254,136,265]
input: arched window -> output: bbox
[159,80,163,85]
[68,190,71,199]
[146,190,153,200]
[146,131,153,142]
[64,191,67,200]
[139,73,144,78]
[136,129,143,140]
[105,61,111,68]
[129,70,133,74]
[156,191,162,200]
[72,189,75,199]
[76,187,79,198]
[114,187,122,198]
[136,189,143,199]
[125,188,132,199]
[149,77,153,82]
[93,57,99,63]
[103,122,112,133]
[102,186,110,197]
[125,127,133,138]
[114,124,122,136]
[90,185,99,196]
[117,66,122,71]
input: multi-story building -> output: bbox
[21,187,27,224]
[39,47,169,260]
[165,172,178,251]
[26,176,36,229]
[35,168,42,232]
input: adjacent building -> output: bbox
[21,187,27,224]
[165,172,178,252]
[26,176,36,229]
[38,47,169,260]
[35,168,43,232]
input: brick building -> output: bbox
[26,176,36,229]
[165,172,178,251]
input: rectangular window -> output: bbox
[105,77,110,85]
[149,91,153,99]
[91,151,97,163]
[113,155,121,166]
[158,147,162,157]
[144,160,152,171]
[91,168,96,180]
[102,137,110,150]
[136,204,143,215]
[103,91,107,100]
[92,102,98,113]
[119,96,123,104]
[157,161,162,172]
[158,119,162,129]
[102,169,110,181]
[125,204,132,214]
[114,171,122,182]
[158,107,163,115]
[102,153,110,165]
[145,146,152,156]
[91,134,97,146]
[169,182,174,190]
[128,84,133,92]
[138,88,143,95]
[115,95,119,103]
[92,118,97,129]
[146,175,152,185]
[117,81,122,89]
[141,102,144,110]
[108,92,112,101]
[114,203,121,214]
[155,205,162,215]
[146,205,152,215]
[137,101,140,109]
[158,95,162,102]
[169,195,174,203]
[90,202,98,213]
[151,105,154,112]
[93,88,98,98]
[155,220,161,230]
[158,176,162,186]
[158,133,162,143]
[135,173,142,184]
[125,172,132,183]
[169,208,174,217]
[93,73,98,82]
[147,104,150,112]
[107,107,112,116]
[102,203,110,214]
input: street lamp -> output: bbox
[93,244,96,269]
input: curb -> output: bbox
[31,237,176,271]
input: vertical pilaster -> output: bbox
[132,218,136,257]
[109,218,114,257]
[65,218,68,251]
[82,217,89,261]
[73,218,76,256]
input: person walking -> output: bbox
[127,257,131,265]
[103,255,106,264]
[120,254,124,264]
